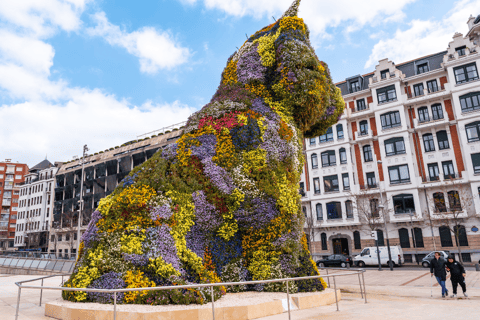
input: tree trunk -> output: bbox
[454,232,464,264]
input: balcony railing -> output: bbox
[407,84,445,99]
[360,184,378,190]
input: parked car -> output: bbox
[421,251,450,268]
[353,246,404,267]
[316,254,353,268]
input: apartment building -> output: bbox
[0,160,29,252]
[302,15,480,264]
[48,129,183,258]
[14,159,59,252]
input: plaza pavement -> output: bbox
[0,269,479,320]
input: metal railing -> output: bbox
[14,268,367,320]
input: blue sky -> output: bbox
[1,0,480,166]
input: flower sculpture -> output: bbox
[63,0,344,305]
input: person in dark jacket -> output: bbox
[430,252,448,298]
[446,254,468,298]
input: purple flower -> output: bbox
[88,272,126,304]
[146,226,181,271]
[235,197,279,230]
[122,253,149,267]
[192,190,222,232]
[251,98,279,122]
[191,135,217,160]
[81,210,101,249]
[237,44,266,84]
[185,224,207,259]
[261,118,295,163]
[149,205,172,221]
[201,157,236,194]
[161,143,178,160]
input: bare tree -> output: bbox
[422,178,475,264]
[304,206,321,256]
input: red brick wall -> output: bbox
[373,141,384,181]
[444,99,455,120]
[351,122,357,141]
[439,76,448,89]
[408,108,415,128]
[404,86,412,96]
[412,133,426,180]
[370,117,377,136]
[450,125,465,177]
[349,101,355,111]
[367,96,373,104]
[354,145,365,186]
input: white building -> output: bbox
[302,15,480,265]
[15,159,58,253]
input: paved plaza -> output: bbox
[0,269,479,320]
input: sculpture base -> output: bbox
[46,289,340,320]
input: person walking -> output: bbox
[446,254,468,298]
[430,252,448,298]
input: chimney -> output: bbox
[468,15,475,30]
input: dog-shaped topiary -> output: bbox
[63,0,344,305]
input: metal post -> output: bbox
[211,285,215,320]
[39,278,44,306]
[333,276,339,311]
[15,287,21,320]
[113,292,117,320]
[326,268,330,288]
[357,272,363,298]
[362,272,367,303]
[286,281,291,320]
[76,145,89,261]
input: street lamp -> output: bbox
[376,159,394,271]
[76,145,89,261]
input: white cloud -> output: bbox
[365,0,480,68]
[182,0,416,41]
[87,12,191,74]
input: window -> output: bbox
[363,145,373,162]
[461,253,471,262]
[442,161,455,179]
[427,79,439,93]
[439,226,453,247]
[321,151,336,167]
[413,83,424,96]
[376,230,385,246]
[417,63,429,74]
[413,228,424,248]
[309,138,316,145]
[370,199,379,217]
[366,172,376,188]
[377,85,397,104]
[316,204,323,220]
[454,225,468,246]
[350,80,360,93]
[417,107,429,122]
[448,190,461,211]
[389,165,410,184]
[454,63,479,84]
[357,98,366,111]
[342,173,350,191]
[321,233,327,250]
[339,148,347,164]
[359,120,368,135]
[311,154,318,169]
[353,231,361,249]
[346,201,353,218]
[436,131,449,150]
[459,92,480,112]
[380,111,401,129]
[319,127,333,143]
[324,175,339,193]
[393,194,415,214]
[58,235,62,242]
[456,45,466,56]
[313,178,321,194]
[384,137,405,156]
[466,121,480,142]
[472,153,480,174]
[326,202,342,219]
[423,133,435,152]
[336,124,344,139]
[433,192,446,212]
[302,206,307,217]
[431,104,444,120]
[428,163,440,181]
[398,228,410,248]
[380,69,389,79]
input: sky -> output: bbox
[1,0,480,167]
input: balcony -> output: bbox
[2,201,11,206]
[355,129,373,141]
[420,171,468,186]
[406,84,449,105]
[413,114,449,129]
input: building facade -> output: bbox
[14,160,58,253]
[48,129,182,258]
[0,160,29,252]
[302,15,480,264]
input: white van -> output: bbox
[353,246,404,267]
